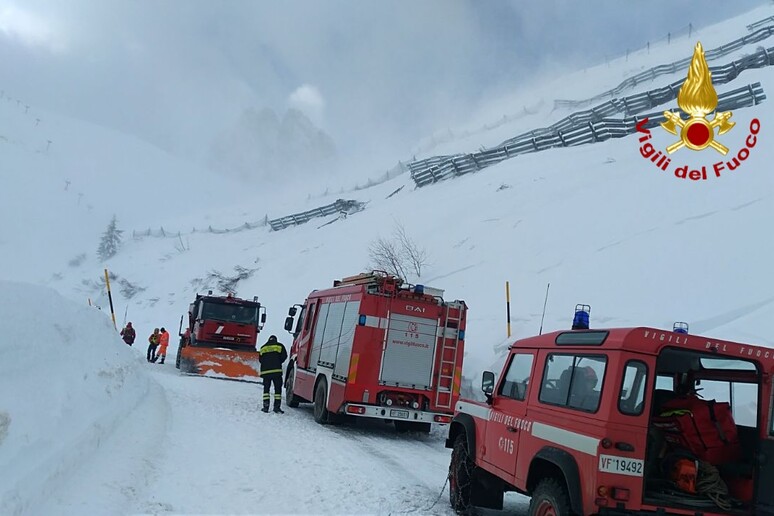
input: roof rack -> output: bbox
[334,271,403,294]
[334,271,401,286]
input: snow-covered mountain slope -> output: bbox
[412,4,774,160]
[0,94,257,282]
[5,3,774,384]
[3,5,774,516]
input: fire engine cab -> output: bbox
[283,271,467,432]
[447,305,774,515]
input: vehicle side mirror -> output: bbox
[288,307,297,317]
[482,371,495,397]
[284,316,294,332]
[261,313,267,324]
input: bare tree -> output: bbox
[394,222,428,278]
[368,237,408,280]
[368,222,429,280]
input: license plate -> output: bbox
[598,454,644,477]
[389,409,409,419]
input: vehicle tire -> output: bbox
[175,345,182,369]
[313,378,330,425]
[449,434,474,514]
[285,364,300,408]
[528,478,572,516]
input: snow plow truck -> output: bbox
[176,291,267,382]
[282,271,467,432]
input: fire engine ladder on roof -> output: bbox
[435,302,464,410]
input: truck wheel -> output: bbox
[449,434,474,514]
[529,478,571,516]
[313,378,330,425]
[285,365,300,408]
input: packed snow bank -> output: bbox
[0,281,151,515]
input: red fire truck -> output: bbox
[282,271,467,432]
[176,290,267,381]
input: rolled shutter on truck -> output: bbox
[380,313,439,389]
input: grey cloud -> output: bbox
[0,0,767,182]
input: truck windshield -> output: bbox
[201,302,258,325]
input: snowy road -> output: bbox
[28,343,530,515]
[38,361,468,515]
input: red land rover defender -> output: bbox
[447,306,774,515]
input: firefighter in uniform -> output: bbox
[259,335,288,413]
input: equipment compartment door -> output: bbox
[333,300,361,379]
[380,313,438,389]
[308,303,329,372]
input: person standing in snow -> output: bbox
[120,322,136,346]
[147,328,160,363]
[259,335,288,413]
[155,327,170,364]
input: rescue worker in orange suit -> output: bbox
[155,327,170,364]
[120,322,136,346]
[259,335,288,413]
[147,328,160,362]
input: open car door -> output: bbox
[758,369,774,514]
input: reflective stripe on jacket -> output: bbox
[259,341,288,375]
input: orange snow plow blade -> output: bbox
[177,346,261,382]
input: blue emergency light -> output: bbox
[673,322,689,334]
[572,304,591,330]
[414,284,424,295]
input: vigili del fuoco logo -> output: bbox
[636,42,761,180]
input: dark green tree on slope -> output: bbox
[97,215,123,261]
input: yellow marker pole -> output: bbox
[505,281,511,338]
[104,268,117,331]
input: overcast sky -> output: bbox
[0,0,767,175]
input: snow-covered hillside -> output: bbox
[44,2,774,381]
[3,3,774,515]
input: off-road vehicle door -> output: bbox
[758,374,774,513]
[483,353,534,478]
